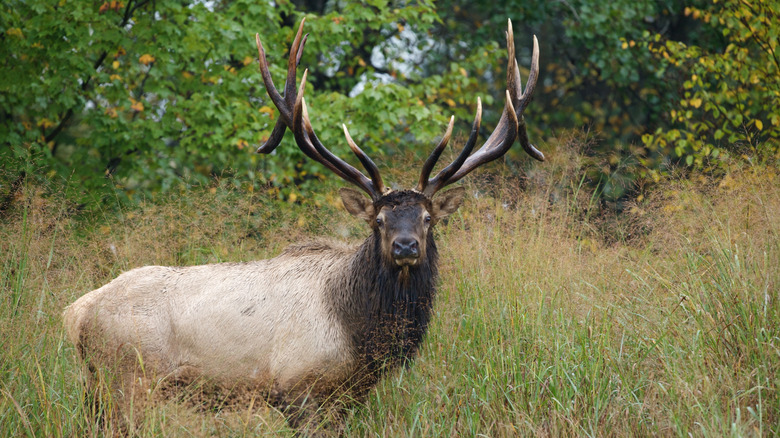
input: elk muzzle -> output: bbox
[392,236,420,265]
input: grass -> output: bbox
[1,140,778,436]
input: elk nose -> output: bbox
[392,237,419,259]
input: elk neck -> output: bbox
[328,227,440,382]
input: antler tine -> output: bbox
[255,19,384,199]
[255,19,307,154]
[416,116,454,192]
[255,34,287,124]
[518,35,538,112]
[284,19,307,104]
[258,118,288,154]
[422,98,483,197]
[291,72,379,198]
[343,125,386,195]
[292,71,361,184]
[516,35,544,161]
[426,20,542,190]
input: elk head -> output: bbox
[254,18,542,267]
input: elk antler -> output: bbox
[255,19,386,200]
[417,19,543,198]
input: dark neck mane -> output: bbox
[331,230,439,389]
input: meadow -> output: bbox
[1,140,778,436]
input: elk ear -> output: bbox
[432,187,466,220]
[340,187,375,222]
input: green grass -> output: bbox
[1,144,778,436]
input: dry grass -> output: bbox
[1,138,778,436]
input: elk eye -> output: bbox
[424,215,432,223]
[376,217,383,226]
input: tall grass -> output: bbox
[1,140,778,436]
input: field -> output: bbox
[1,141,778,437]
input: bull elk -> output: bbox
[63,18,543,435]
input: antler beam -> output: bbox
[255,19,386,199]
[417,19,543,197]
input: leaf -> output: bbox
[130,98,144,112]
[139,54,155,65]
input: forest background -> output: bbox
[2,0,778,207]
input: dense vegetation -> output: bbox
[2,0,777,206]
[1,0,779,435]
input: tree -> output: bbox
[1,0,443,204]
[640,0,780,172]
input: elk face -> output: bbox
[340,187,465,267]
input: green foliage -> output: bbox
[3,0,780,209]
[427,0,703,201]
[0,0,444,204]
[1,0,295,201]
[640,0,780,172]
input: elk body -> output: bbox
[64,19,543,435]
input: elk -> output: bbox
[63,18,543,435]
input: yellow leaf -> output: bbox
[6,28,24,38]
[690,98,702,108]
[258,106,275,120]
[109,74,121,81]
[130,98,144,112]
[755,120,763,130]
[621,41,628,49]
[37,118,53,129]
[112,60,120,69]
[182,71,193,79]
[242,56,253,66]
[139,54,155,65]
[445,98,456,107]
[288,192,298,203]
